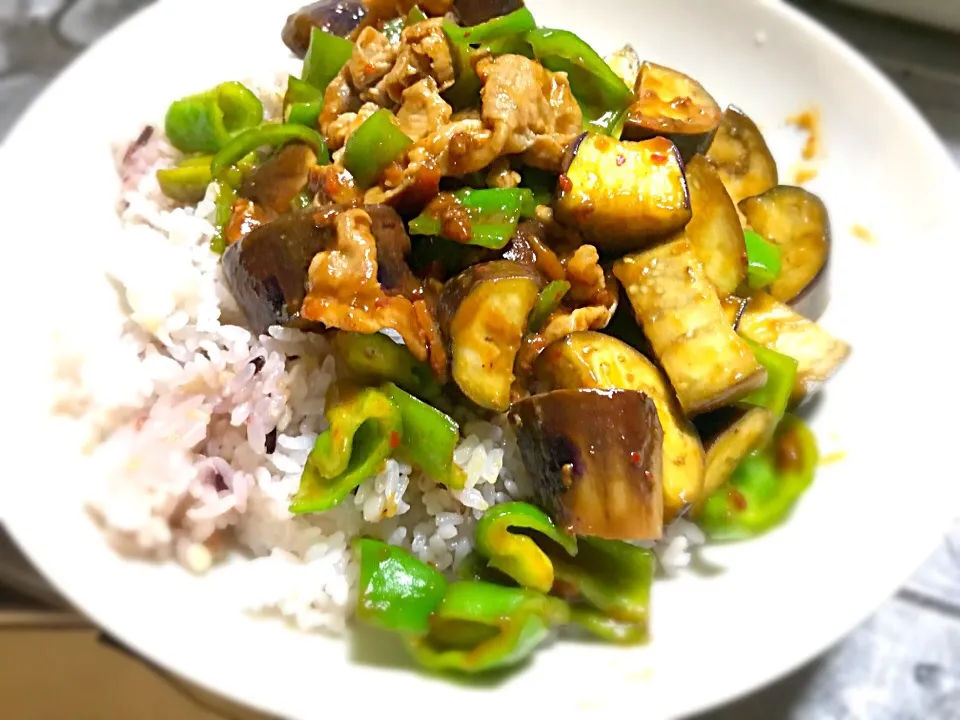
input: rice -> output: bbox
[55,72,703,635]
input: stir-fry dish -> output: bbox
[125,0,850,674]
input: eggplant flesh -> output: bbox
[614,238,766,416]
[223,204,417,334]
[705,106,778,207]
[739,186,830,318]
[696,406,776,497]
[282,1,368,56]
[453,0,526,26]
[621,62,722,162]
[724,292,850,405]
[509,389,664,541]
[555,133,691,254]
[534,331,705,518]
[438,260,541,412]
[682,155,747,297]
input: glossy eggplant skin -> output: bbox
[438,261,541,412]
[696,406,776,498]
[453,0,526,25]
[723,291,850,405]
[683,155,747,297]
[614,239,766,416]
[739,186,831,320]
[282,0,368,57]
[223,204,416,334]
[705,105,779,206]
[508,389,664,541]
[534,332,705,519]
[621,62,722,162]
[555,134,691,254]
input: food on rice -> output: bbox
[65,0,850,674]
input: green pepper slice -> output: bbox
[408,188,537,249]
[551,538,654,631]
[526,28,634,137]
[474,502,577,594]
[211,123,329,178]
[406,5,428,25]
[156,158,213,204]
[527,280,571,332]
[740,339,799,419]
[331,332,443,401]
[343,109,414,188]
[383,383,466,491]
[285,102,323,128]
[569,608,649,645]
[302,27,354,93]
[290,386,402,514]
[209,180,236,255]
[164,81,264,154]
[406,581,569,673]
[446,8,536,47]
[743,229,783,290]
[353,538,447,636]
[699,414,819,540]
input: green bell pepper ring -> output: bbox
[290,386,402,514]
[527,280,571,332]
[744,229,783,290]
[446,8,536,47]
[331,331,443,401]
[699,414,818,540]
[551,537,654,627]
[526,28,634,138]
[285,102,323,128]
[408,188,537,249]
[383,383,467,491]
[164,81,264,154]
[519,167,557,207]
[740,339,799,419]
[209,180,237,255]
[343,110,414,188]
[156,157,213,204]
[353,538,447,636]
[302,27,354,93]
[406,5,428,25]
[284,76,323,105]
[406,581,569,673]
[210,123,329,178]
[474,502,577,594]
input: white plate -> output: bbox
[1,0,958,717]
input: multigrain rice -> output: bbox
[54,73,703,634]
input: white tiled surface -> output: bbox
[0,0,957,717]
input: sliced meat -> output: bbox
[326,102,380,150]
[320,73,362,135]
[349,27,399,90]
[301,208,433,362]
[564,245,606,306]
[486,157,521,188]
[395,78,453,141]
[479,54,583,157]
[368,18,456,106]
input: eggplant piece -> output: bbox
[282,1,368,56]
[696,406,776,498]
[438,261,541,411]
[724,291,850,405]
[621,62,722,162]
[554,134,691,254]
[453,0,526,26]
[705,106,778,206]
[365,204,423,298]
[223,204,418,333]
[683,155,747,297]
[614,238,766,416]
[535,332,705,519]
[241,144,318,215]
[739,186,830,318]
[604,45,642,91]
[509,389,664,541]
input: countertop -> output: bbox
[0,0,958,718]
